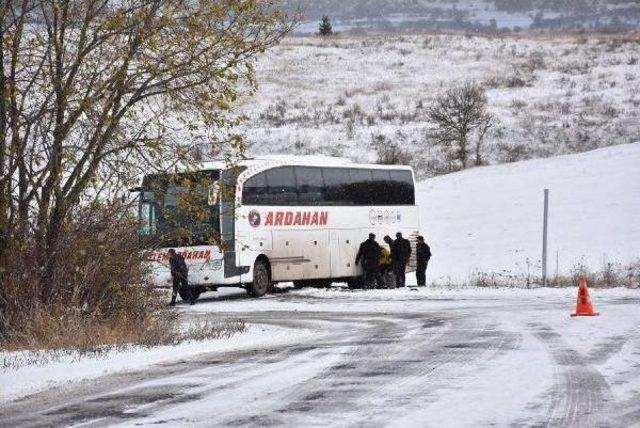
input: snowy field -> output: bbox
[239,33,640,176]
[1,286,639,427]
[418,142,640,282]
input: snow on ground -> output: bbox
[3,286,637,426]
[0,323,319,403]
[417,142,640,282]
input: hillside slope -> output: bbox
[417,142,640,283]
[241,34,640,177]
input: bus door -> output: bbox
[302,231,330,279]
[330,230,360,278]
[271,230,303,281]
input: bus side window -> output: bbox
[322,168,351,206]
[243,171,268,205]
[348,168,373,205]
[371,169,392,205]
[266,167,298,206]
[389,170,415,205]
[295,166,324,206]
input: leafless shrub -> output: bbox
[556,60,591,75]
[484,70,532,89]
[0,202,170,351]
[179,319,246,342]
[496,142,531,163]
[601,103,619,118]
[372,134,411,165]
[342,103,365,122]
[510,99,528,114]
[373,81,393,92]
[259,100,288,127]
[524,51,546,73]
[346,119,356,140]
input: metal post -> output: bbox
[542,189,549,287]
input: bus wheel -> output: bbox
[347,277,363,290]
[248,259,270,298]
[179,288,201,301]
[312,280,332,289]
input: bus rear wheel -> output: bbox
[293,280,332,289]
[248,259,270,297]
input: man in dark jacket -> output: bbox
[415,236,431,286]
[355,233,382,289]
[392,232,412,287]
[168,249,194,306]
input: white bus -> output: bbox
[134,157,420,300]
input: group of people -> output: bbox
[355,232,431,289]
[167,233,432,305]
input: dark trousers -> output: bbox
[363,268,379,289]
[171,275,191,303]
[393,262,407,287]
[416,261,428,286]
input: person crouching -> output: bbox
[168,249,194,306]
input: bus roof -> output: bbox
[198,155,413,171]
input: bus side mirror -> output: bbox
[142,191,155,202]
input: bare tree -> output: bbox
[0,0,296,306]
[428,82,494,169]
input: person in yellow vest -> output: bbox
[378,236,396,289]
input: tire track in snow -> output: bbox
[221,313,522,427]
[526,322,613,428]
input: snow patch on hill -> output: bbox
[417,142,640,282]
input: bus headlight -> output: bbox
[210,258,223,270]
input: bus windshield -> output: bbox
[138,170,221,246]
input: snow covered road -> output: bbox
[1,286,639,427]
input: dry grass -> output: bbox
[1,316,246,370]
[466,259,640,289]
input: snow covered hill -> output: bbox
[417,142,640,283]
[241,33,640,176]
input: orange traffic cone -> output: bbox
[571,274,599,317]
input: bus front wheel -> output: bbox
[248,259,270,297]
[347,277,363,290]
[179,288,201,302]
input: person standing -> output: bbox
[415,236,431,286]
[355,233,382,289]
[168,249,194,306]
[381,235,396,289]
[378,243,392,289]
[392,232,412,287]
